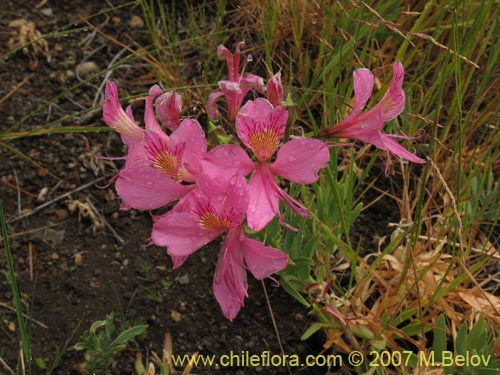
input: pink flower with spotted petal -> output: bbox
[151,173,288,320]
[203,98,330,231]
[206,42,265,121]
[103,82,207,210]
[322,62,425,174]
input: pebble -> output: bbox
[178,274,189,285]
[76,61,99,77]
[129,15,144,28]
[40,8,53,16]
[170,310,182,322]
[51,252,59,260]
[74,253,83,266]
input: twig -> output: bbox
[361,2,415,47]
[0,356,15,375]
[409,31,480,69]
[0,178,38,199]
[86,196,125,245]
[427,156,500,316]
[13,169,22,216]
[261,280,292,375]
[0,75,31,107]
[93,46,129,107]
[7,175,109,223]
[28,241,34,281]
[0,221,66,242]
[0,302,48,329]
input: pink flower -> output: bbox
[151,173,288,320]
[206,42,265,121]
[203,98,330,231]
[322,62,425,174]
[103,82,206,210]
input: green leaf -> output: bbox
[35,357,47,369]
[433,314,447,362]
[280,277,310,308]
[301,322,326,341]
[110,324,148,348]
[455,321,467,356]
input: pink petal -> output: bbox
[246,166,279,231]
[331,108,384,141]
[242,74,265,94]
[103,81,143,142]
[202,145,254,179]
[155,91,182,131]
[242,237,288,280]
[236,98,288,150]
[170,119,207,178]
[206,91,223,120]
[266,71,283,107]
[124,139,148,168]
[218,80,244,121]
[144,85,165,135]
[217,42,244,82]
[351,68,374,117]
[379,135,426,164]
[170,255,189,269]
[271,138,330,184]
[195,173,249,218]
[152,212,222,257]
[116,167,192,210]
[371,61,405,121]
[213,229,248,320]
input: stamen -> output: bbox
[249,127,280,161]
[153,151,179,178]
[199,211,231,232]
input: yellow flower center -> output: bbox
[249,128,280,161]
[198,211,231,232]
[153,151,179,178]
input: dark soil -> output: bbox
[0,1,400,375]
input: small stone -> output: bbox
[129,15,144,28]
[76,61,99,78]
[54,209,68,220]
[178,274,189,285]
[40,8,53,16]
[170,310,182,322]
[51,252,59,260]
[74,253,83,266]
[8,321,16,332]
[179,302,187,312]
[122,259,129,267]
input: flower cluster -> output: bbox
[102,42,423,320]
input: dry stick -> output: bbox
[0,177,38,199]
[28,241,34,281]
[86,196,125,245]
[0,75,31,107]
[261,280,292,375]
[0,302,48,329]
[7,175,109,224]
[13,169,22,216]
[0,221,66,241]
[427,157,500,316]
[0,356,15,375]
